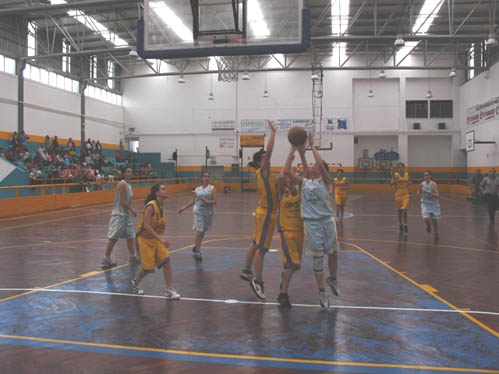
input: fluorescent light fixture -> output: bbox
[331,0,349,63]
[426,90,433,98]
[449,68,456,77]
[486,33,498,46]
[263,89,269,98]
[178,75,185,83]
[378,69,387,78]
[412,0,445,34]
[150,2,193,42]
[248,0,270,38]
[129,48,138,57]
[49,1,128,47]
[241,71,250,80]
[394,34,405,47]
[368,89,374,98]
[208,92,214,100]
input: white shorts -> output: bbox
[422,204,441,219]
[193,213,213,232]
[304,216,339,256]
[107,215,135,240]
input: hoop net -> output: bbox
[215,56,240,82]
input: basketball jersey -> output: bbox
[111,180,133,216]
[256,169,278,211]
[136,200,166,238]
[301,178,333,220]
[420,181,438,205]
[334,177,348,194]
[394,172,410,196]
[193,184,214,215]
[278,185,303,231]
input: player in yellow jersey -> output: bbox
[391,162,410,234]
[276,152,306,308]
[241,121,278,301]
[131,184,180,299]
[333,168,350,221]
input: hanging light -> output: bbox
[449,67,456,78]
[263,72,269,98]
[208,74,214,100]
[426,70,432,98]
[178,74,185,83]
[311,72,319,81]
[368,71,374,98]
[378,69,387,78]
[241,71,250,80]
[394,34,405,47]
[486,33,498,46]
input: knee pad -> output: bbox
[313,255,324,274]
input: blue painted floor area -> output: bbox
[0,249,498,373]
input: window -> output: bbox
[62,40,71,73]
[23,64,31,80]
[72,80,79,93]
[90,55,97,79]
[31,65,40,81]
[430,100,453,118]
[468,44,475,80]
[40,68,49,84]
[0,55,4,72]
[107,60,115,89]
[49,71,57,87]
[4,57,16,75]
[27,22,37,57]
[406,100,428,118]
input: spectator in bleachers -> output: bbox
[66,137,75,151]
[18,130,29,145]
[0,147,4,159]
[9,131,18,149]
[50,136,60,153]
[43,135,51,150]
[6,148,15,163]
[85,138,92,153]
[37,144,49,163]
[95,140,102,153]
[91,140,97,153]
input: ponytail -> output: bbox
[144,183,161,204]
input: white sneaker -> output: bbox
[250,279,266,300]
[319,291,329,309]
[131,279,144,295]
[165,287,181,300]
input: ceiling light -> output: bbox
[241,71,250,80]
[486,33,498,46]
[128,48,138,57]
[426,90,433,99]
[394,34,405,47]
[263,89,269,98]
[311,73,319,81]
[178,75,185,83]
[208,92,214,100]
[449,68,456,78]
[368,89,374,98]
[378,69,386,78]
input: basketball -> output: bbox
[287,127,308,146]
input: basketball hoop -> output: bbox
[215,56,240,82]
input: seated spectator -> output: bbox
[6,148,16,163]
[0,147,4,159]
[85,138,92,153]
[50,136,60,153]
[37,144,49,163]
[115,151,123,162]
[91,140,97,153]
[43,135,51,150]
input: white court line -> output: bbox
[0,288,497,316]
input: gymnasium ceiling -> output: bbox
[0,0,497,79]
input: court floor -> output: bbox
[0,191,498,373]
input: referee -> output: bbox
[480,168,499,224]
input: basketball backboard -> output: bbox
[138,0,310,59]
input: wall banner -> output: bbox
[325,118,348,130]
[467,96,499,126]
[241,119,267,133]
[212,120,235,132]
[277,119,292,131]
[291,119,314,131]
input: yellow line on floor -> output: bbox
[0,334,497,373]
[342,242,499,338]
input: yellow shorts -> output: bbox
[136,235,169,272]
[278,230,304,270]
[395,193,410,210]
[335,193,347,206]
[253,208,277,251]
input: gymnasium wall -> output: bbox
[459,62,499,171]
[0,72,124,146]
[122,54,463,170]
